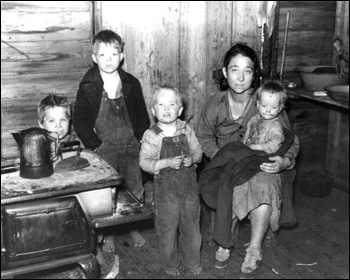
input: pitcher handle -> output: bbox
[47,131,60,161]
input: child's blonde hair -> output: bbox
[256,80,287,110]
[37,94,71,124]
[92,29,124,54]
[151,86,184,109]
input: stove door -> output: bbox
[2,196,95,269]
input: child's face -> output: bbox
[257,91,282,120]
[39,106,70,139]
[92,43,123,74]
[223,54,254,94]
[152,89,183,125]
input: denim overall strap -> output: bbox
[153,128,201,270]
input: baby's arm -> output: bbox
[247,138,282,153]
[250,124,285,154]
[247,143,265,151]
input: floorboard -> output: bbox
[13,178,349,279]
[110,182,349,279]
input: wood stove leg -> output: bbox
[78,254,99,279]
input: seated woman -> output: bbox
[197,43,299,279]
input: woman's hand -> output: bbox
[260,156,289,173]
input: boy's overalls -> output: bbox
[151,125,202,270]
[94,90,143,200]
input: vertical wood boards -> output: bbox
[179,1,206,130]
[232,1,262,54]
[205,1,232,97]
[101,1,261,131]
[101,1,181,126]
[1,1,266,159]
[3,1,347,174]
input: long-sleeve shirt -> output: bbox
[139,120,203,175]
[197,91,299,169]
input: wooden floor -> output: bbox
[105,183,349,279]
[15,179,349,279]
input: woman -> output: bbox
[197,43,299,278]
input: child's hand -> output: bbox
[182,156,193,167]
[168,155,184,170]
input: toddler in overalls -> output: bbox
[139,86,203,276]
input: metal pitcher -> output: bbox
[12,127,58,179]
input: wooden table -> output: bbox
[287,88,349,109]
[287,88,349,185]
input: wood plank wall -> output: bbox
[1,1,93,159]
[1,0,348,187]
[2,1,263,160]
[100,1,263,130]
[277,1,337,82]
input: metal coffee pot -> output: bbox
[12,127,58,179]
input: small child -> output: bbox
[73,29,150,250]
[243,80,287,154]
[139,86,203,276]
[37,94,77,156]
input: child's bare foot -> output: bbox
[103,235,116,253]
[130,230,145,247]
[189,266,202,275]
[165,267,180,276]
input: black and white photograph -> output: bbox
[1,1,348,279]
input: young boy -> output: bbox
[243,80,287,154]
[73,30,150,250]
[38,94,76,149]
[139,86,203,276]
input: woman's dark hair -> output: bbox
[223,43,261,90]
